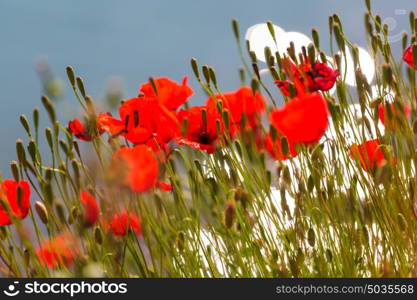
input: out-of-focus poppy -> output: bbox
[176,105,223,154]
[111,145,159,193]
[378,102,410,129]
[107,211,141,237]
[270,92,329,145]
[349,139,395,172]
[139,77,193,111]
[403,44,417,70]
[264,133,297,160]
[0,179,30,226]
[36,233,79,268]
[80,191,99,227]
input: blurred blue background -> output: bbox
[0,0,416,175]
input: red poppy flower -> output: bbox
[378,102,410,129]
[107,211,141,237]
[36,233,79,268]
[403,44,417,70]
[270,92,329,145]
[349,139,395,172]
[176,105,223,154]
[139,77,193,111]
[206,86,265,136]
[97,112,124,135]
[99,97,179,147]
[68,118,93,141]
[69,115,107,141]
[276,58,338,96]
[111,145,159,192]
[264,133,297,160]
[0,179,30,226]
[80,191,99,227]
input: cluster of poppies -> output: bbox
[1,42,416,270]
[37,190,141,268]
[67,46,417,184]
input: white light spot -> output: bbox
[245,23,285,62]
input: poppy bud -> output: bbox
[59,139,69,156]
[84,95,95,112]
[234,140,243,158]
[246,40,251,53]
[32,107,39,133]
[176,231,185,252]
[414,18,417,34]
[27,139,38,164]
[222,110,230,132]
[267,21,276,41]
[202,65,210,85]
[281,136,290,157]
[250,77,259,94]
[252,63,260,79]
[287,42,297,62]
[312,28,320,49]
[332,14,342,28]
[193,159,204,177]
[328,16,334,34]
[71,159,81,189]
[44,181,54,204]
[190,58,200,80]
[209,67,217,87]
[35,201,48,224]
[94,227,103,245]
[375,14,382,33]
[382,64,393,85]
[23,248,30,267]
[10,161,19,182]
[68,206,78,224]
[383,24,389,37]
[76,76,86,98]
[41,95,56,124]
[413,43,417,67]
[410,11,415,32]
[66,65,76,87]
[364,13,373,36]
[45,128,53,151]
[224,201,235,229]
[54,201,66,223]
[264,46,272,63]
[402,33,408,51]
[307,44,316,65]
[307,228,316,247]
[43,168,52,182]
[73,140,81,158]
[397,213,407,232]
[249,50,257,63]
[269,66,280,81]
[234,188,251,208]
[215,119,221,135]
[16,139,26,165]
[239,67,246,85]
[333,24,345,52]
[148,77,158,96]
[20,115,31,137]
[231,19,240,41]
